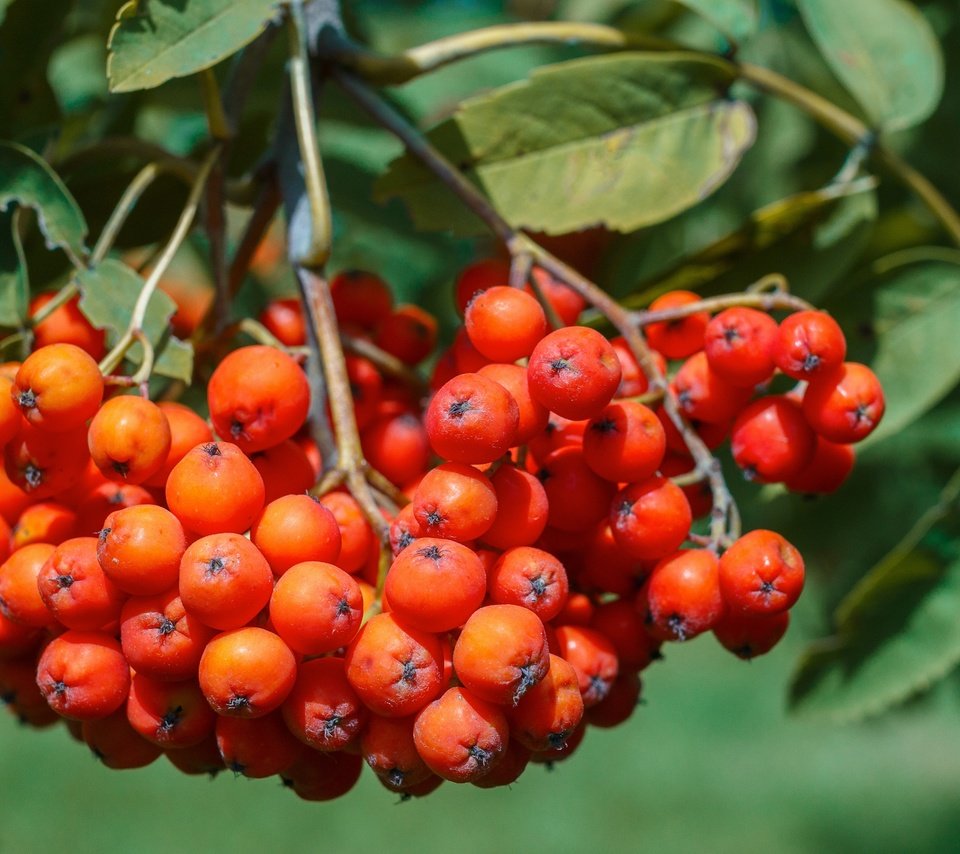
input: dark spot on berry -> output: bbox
[111,460,129,478]
[425,510,443,528]
[549,358,572,374]
[448,400,472,418]
[158,617,176,636]
[759,580,775,596]
[400,660,418,684]
[52,680,66,696]
[468,744,493,768]
[676,388,692,409]
[57,574,74,589]
[588,674,610,703]
[91,747,106,762]
[108,491,124,505]
[322,715,342,737]
[591,417,617,435]
[852,403,872,426]
[159,705,184,732]
[336,598,351,617]
[536,467,550,483]
[206,557,226,576]
[723,326,740,344]
[617,500,634,517]
[17,389,36,409]
[230,420,244,438]
[280,776,295,789]
[513,664,540,705]
[1,690,15,705]
[667,614,687,642]
[416,544,443,562]
[229,761,246,776]
[397,530,415,551]
[24,465,43,489]
[388,768,407,789]
[202,443,221,457]
[741,465,757,482]
[98,527,111,542]
[547,730,570,750]
[529,575,547,599]
[802,353,821,373]
[736,644,755,659]
[226,695,250,712]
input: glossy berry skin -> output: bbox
[671,352,753,425]
[282,657,367,752]
[412,463,498,544]
[718,529,804,616]
[455,258,510,315]
[424,373,519,464]
[487,546,568,622]
[477,363,550,446]
[330,269,393,330]
[526,327,621,421]
[775,310,846,380]
[36,630,131,721]
[507,653,584,752]
[207,346,310,453]
[553,625,619,708]
[644,291,710,359]
[644,549,724,642]
[87,396,172,484]
[344,613,444,718]
[481,465,549,551]
[453,604,550,706]
[802,362,885,444]
[703,307,779,388]
[374,305,438,366]
[610,476,692,561]
[465,286,547,363]
[384,538,486,633]
[413,686,509,784]
[713,610,790,659]
[12,344,104,433]
[785,438,855,494]
[583,400,666,483]
[29,293,106,359]
[730,396,817,484]
[538,446,616,533]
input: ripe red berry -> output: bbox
[775,310,846,380]
[465,286,547,362]
[730,396,817,483]
[644,290,709,359]
[802,362,885,443]
[526,326,621,421]
[610,476,692,561]
[644,549,724,642]
[718,529,804,616]
[703,307,778,388]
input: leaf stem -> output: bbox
[99,145,221,378]
[287,0,333,268]
[329,21,671,84]
[633,290,813,327]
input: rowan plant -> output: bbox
[0,0,958,796]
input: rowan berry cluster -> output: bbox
[0,261,883,799]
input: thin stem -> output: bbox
[633,290,813,326]
[200,69,232,140]
[329,21,671,84]
[341,332,428,399]
[204,159,230,336]
[299,267,389,541]
[92,162,162,265]
[737,62,960,246]
[226,172,281,300]
[99,146,221,377]
[287,0,333,268]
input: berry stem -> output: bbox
[99,144,222,379]
[633,289,814,327]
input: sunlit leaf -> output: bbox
[378,53,754,235]
[107,0,279,93]
[798,0,944,131]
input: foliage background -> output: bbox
[1,0,960,850]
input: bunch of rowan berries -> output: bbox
[0,260,883,798]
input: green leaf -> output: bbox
[829,255,960,443]
[797,0,944,131]
[76,259,194,383]
[0,142,87,264]
[673,0,757,45]
[378,53,754,236]
[0,208,28,328]
[107,0,279,94]
[790,540,960,723]
[48,35,110,114]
